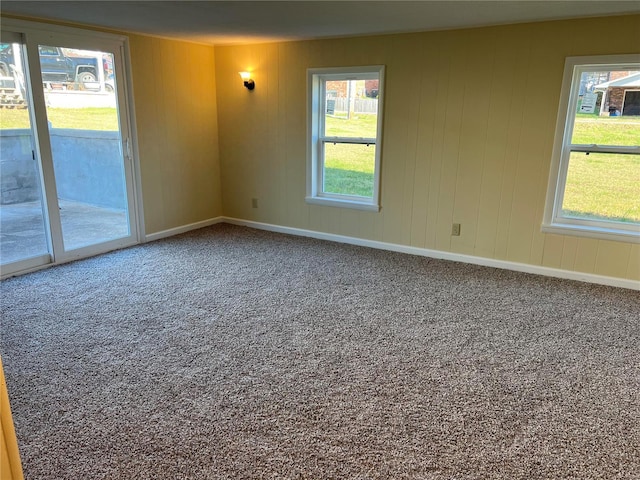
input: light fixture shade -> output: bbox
[239,71,255,90]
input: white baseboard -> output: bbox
[144,216,224,243]
[222,217,640,291]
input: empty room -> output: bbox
[0,1,639,478]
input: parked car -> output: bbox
[0,44,99,85]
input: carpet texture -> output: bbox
[1,224,639,479]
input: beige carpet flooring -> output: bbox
[1,224,639,479]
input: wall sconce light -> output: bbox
[239,72,255,90]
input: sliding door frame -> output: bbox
[0,17,144,278]
[0,29,53,276]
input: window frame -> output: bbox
[543,54,640,243]
[306,65,385,211]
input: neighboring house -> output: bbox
[594,71,640,115]
[325,79,379,99]
[364,79,379,98]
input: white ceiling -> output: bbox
[2,1,639,46]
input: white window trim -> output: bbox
[542,54,640,243]
[306,65,384,211]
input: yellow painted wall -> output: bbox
[128,35,222,235]
[215,15,640,281]
[1,357,23,480]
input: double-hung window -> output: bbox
[307,66,384,211]
[543,54,640,242]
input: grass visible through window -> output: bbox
[572,114,640,145]
[323,114,377,197]
[0,107,118,131]
[325,112,378,138]
[563,151,640,223]
[568,114,640,223]
[323,142,375,197]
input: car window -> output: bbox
[38,46,58,56]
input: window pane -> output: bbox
[323,142,375,197]
[39,45,130,251]
[0,42,50,264]
[324,79,378,138]
[572,69,640,145]
[562,151,640,224]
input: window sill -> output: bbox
[306,196,380,212]
[542,222,640,244]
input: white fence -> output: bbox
[331,98,378,114]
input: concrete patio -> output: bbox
[0,199,128,265]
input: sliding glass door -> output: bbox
[0,21,139,277]
[0,35,50,268]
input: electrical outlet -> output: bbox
[452,223,461,236]
[251,198,258,208]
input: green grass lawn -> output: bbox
[572,115,640,145]
[322,114,378,197]
[563,152,640,223]
[323,142,375,197]
[0,107,118,131]
[567,114,640,223]
[325,113,378,138]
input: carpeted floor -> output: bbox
[1,223,639,479]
